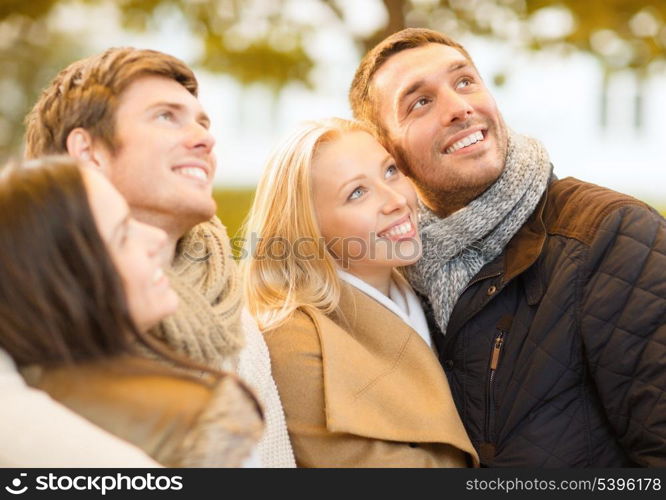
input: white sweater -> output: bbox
[0,311,296,468]
[0,349,160,468]
[237,309,296,468]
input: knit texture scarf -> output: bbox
[148,217,244,370]
[404,131,552,335]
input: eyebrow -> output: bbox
[396,59,471,109]
[146,102,211,128]
[381,154,394,167]
[335,155,394,197]
[198,111,211,129]
[337,174,365,196]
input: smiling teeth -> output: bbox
[175,167,207,181]
[445,131,484,154]
[381,220,413,238]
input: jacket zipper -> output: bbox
[442,271,503,353]
[485,330,505,442]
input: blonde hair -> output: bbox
[241,118,372,331]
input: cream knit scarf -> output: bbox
[405,131,552,335]
[148,217,244,370]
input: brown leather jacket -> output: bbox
[427,177,666,467]
[22,356,264,467]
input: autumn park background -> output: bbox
[1,0,664,238]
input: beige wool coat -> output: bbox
[265,282,480,468]
[22,356,264,467]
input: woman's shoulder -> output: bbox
[265,307,321,339]
[22,357,234,430]
[23,356,263,467]
[25,356,216,401]
[262,307,331,363]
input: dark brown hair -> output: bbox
[24,47,198,159]
[349,28,474,141]
[0,156,237,379]
[0,157,143,365]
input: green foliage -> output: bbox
[0,4,85,162]
[114,0,316,90]
[200,36,314,90]
[523,0,666,72]
[2,0,665,161]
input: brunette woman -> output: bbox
[0,157,262,467]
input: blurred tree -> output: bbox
[0,2,85,163]
[113,0,666,85]
[1,0,665,162]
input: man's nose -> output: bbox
[439,88,473,125]
[186,121,216,153]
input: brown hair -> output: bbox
[0,157,141,365]
[0,157,209,372]
[349,28,473,141]
[24,47,198,159]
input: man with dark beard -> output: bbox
[350,28,666,467]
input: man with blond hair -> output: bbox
[3,47,295,467]
[349,28,666,467]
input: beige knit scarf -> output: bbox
[148,217,244,370]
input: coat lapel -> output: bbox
[312,282,477,459]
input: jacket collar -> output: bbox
[307,282,479,463]
[443,181,551,339]
[463,181,550,290]
[503,183,549,284]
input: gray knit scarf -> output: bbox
[404,130,552,335]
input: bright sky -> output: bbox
[51,1,665,204]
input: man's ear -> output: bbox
[66,128,110,174]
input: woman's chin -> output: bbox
[390,239,422,267]
[133,292,180,332]
[160,290,181,318]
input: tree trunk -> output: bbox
[363,0,407,52]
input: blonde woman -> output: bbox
[242,118,479,468]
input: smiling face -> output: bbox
[82,168,179,332]
[372,43,509,215]
[311,130,422,286]
[95,75,217,233]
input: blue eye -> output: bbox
[385,164,398,178]
[348,187,365,201]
